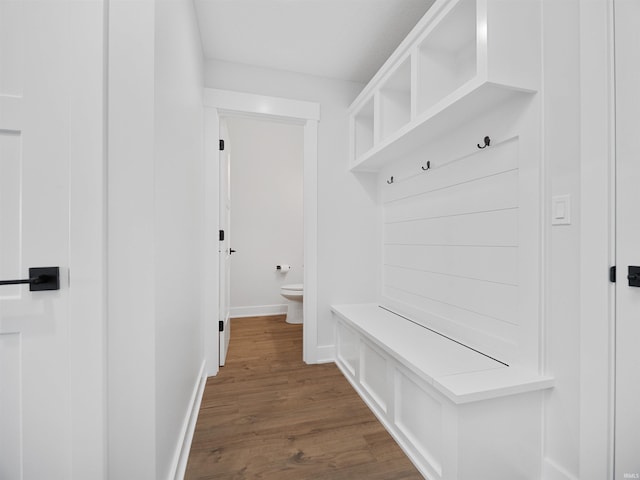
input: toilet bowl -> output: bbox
[280,284,303,324]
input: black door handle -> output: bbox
[229,249,236,254]
[0,267,60,291]
[628,266,640,287]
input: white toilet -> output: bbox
[280,284,303,324]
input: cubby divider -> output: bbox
[379,57,412,141]
[353,96,374,160]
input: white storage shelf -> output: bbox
[349,0,540,172]
[332,304,554,480]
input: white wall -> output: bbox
[541,2,582,478]
[108,2,156,477]
[154,1,205,478]
[226,116,304,315]
[108,0,205,478]
[205,60,380,351]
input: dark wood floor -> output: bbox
[185,315,423,480]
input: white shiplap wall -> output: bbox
[379,98,541,369]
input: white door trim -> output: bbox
[203,89,320,375]
[578,1,616,479]
[205,89,320,121]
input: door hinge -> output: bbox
[219,320,224,332]
[610,266,616,283]
[219,229,225,241]
[219,139,225,151]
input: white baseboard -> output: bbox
[230,304,287,318]
[169,360,207,480]
[315,344,335,364]
[542,457,579,480]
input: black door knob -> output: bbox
[628,266,640,287]
[229,249,236,254]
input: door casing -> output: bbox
[203,89,320,376]
[578,1,616,479]
[612,0,640,477]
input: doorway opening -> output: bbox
[219,115,304,364]
[203,89,320,376]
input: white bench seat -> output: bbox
[331,303,554,479]
[331,303,553,404]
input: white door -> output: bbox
[219,118,232,365]
[0,3,104,479]
[615,1,640,478]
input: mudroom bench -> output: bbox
[331,304,554,480]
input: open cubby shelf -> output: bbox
[349,0,540,172]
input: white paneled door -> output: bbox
[615,1,640,478]
[0,3,104,479]
[219,118,231,365]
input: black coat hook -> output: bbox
[387,176,394,184]
[421,161,431,171]
[477,136,491,149]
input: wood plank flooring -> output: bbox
[185,315,423,480]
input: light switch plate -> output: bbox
[552,194,571,225]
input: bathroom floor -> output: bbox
[184,315,422,480]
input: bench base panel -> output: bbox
[336,317,544,480]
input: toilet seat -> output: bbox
[281,283,303,294]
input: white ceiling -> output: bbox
[193,0,435,84]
